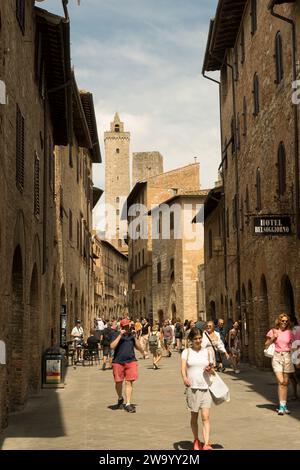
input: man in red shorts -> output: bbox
[110,318,145,413]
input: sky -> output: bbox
[38,0,220,222]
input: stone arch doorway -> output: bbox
[60,285,67,347]
[158,310,164,325]
[247,280,255,364]
[28,264,40,393]
[257,275,270,367]
[280,275,295,320]
[9,245,25,410]
[241,284,248,360]
[171,303,177,322]
[209,301,216,321]
[74,289,79,324]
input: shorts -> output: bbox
[272,351,295,374]
[186,388,212,412]
[112,361,138,382]
[164,338,172,347]
[103,346,114,357]
[149,347,162,355]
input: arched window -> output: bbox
[208,230,213,259]
[251,0,257,35]
[115,124,120,132]
[278,142,286,196]
[242,97,247,137]
[275,32,284,85]
[253,73,259,116]
[256,167,262,211]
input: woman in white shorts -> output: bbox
[265,313,295,415]
[181,328,214,451]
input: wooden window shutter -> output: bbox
[16,104,25,192]
[34,153,40,217]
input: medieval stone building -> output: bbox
[203,0,300,366]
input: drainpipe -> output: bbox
[268,1,300,239]
[207,52,242,323]
[202,69,229,318]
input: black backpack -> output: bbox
[101,328,112,346]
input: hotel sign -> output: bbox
[254,216,291,236]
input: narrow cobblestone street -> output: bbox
[1,353,300,450]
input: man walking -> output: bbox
[110,318,145,413]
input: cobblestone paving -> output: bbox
[1,353,300,450]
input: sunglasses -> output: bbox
[280,320,288,323]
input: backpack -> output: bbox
[101,328,112,346]
[148,332,158,348]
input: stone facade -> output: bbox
[93,235,128,320]
[132,152,164,187]
[203,0,300,366]
[0,1,100,430]
[126,163,201,321]
[104,113,130,253]
[152,192,207,323]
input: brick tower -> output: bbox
[132,151,164,186]
[104,113,130,253]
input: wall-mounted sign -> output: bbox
[254,216,291,236]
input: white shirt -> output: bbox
[181,348,211,390]
[201,331,226,353]
[71,326,83,338]
[96,320,105,331]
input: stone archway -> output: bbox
[257,275,270,367]
[247,280,255,364]
[28,264,41,393]
[171,303,177,323]
[209,301,216,321]
[9,246,25,410]
[280,275,295,321]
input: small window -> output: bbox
[170,212,174,231]
[256,168,262,211]
[226,209,229,238]
[275,32,284,85]
[231,117,236,155]
[116,197,120,204]
[278,142,286,196]
[16,0,25,34]
[232,195,238,229]
[157,261,162,283]
[240,196,244,232]
[116,209,120,216]
[251,0,257,35]
[69,209,73,240]
[208,230,213,259]
[34,154,40,218]
[240,27,245,64]
[69,145,73,167]
[116,148,120,153]
[115,124,120,132]
[16,104,25,192]
[253,73,259,116]
[242,97,247,137]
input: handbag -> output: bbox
[208,371,230,405]
[264,343,275,358]
[264,329,275,358]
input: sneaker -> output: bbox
[102,364,106,371]
[153,364,158,370]
[193,439,202,451]
[117,397,124,409]
[284,406,291,415]
[277,405,285,415]
[124,404,136,413]
[202,444,213,451]
[235,369,240,374]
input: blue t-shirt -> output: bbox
[111,331,137,364]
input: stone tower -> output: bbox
[104,113,130,252]
[132,152,164,186]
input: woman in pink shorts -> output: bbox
[265,313,295,415]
